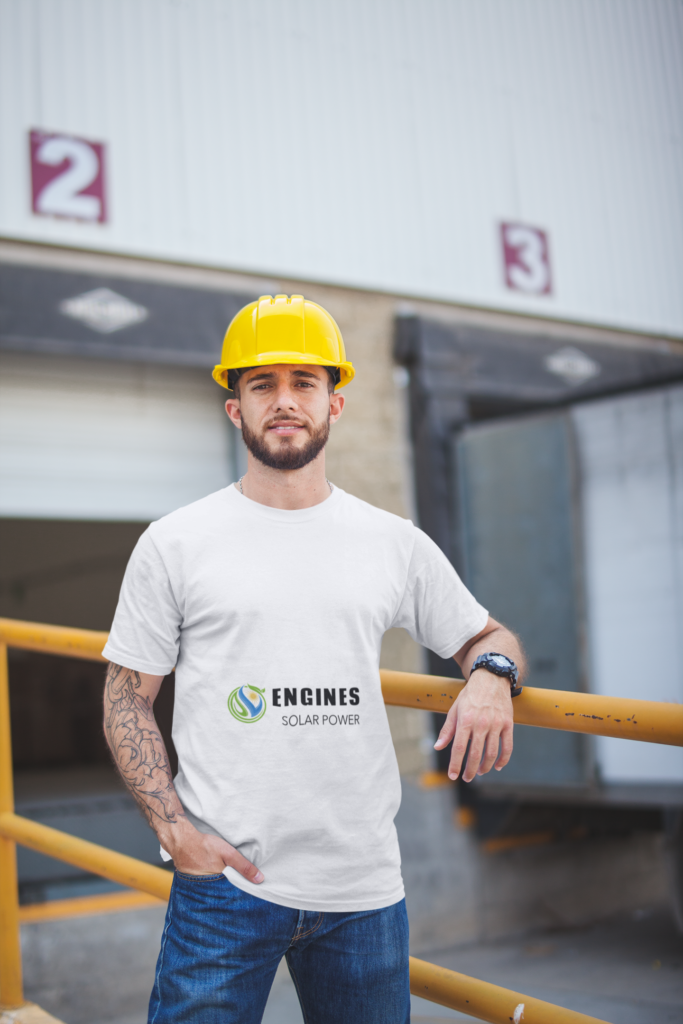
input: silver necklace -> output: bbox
[238,477,332,495]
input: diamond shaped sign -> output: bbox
[544,346,600,386]
[59,287,149,334]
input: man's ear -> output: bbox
[225,397,242,429]
[329,392,345,424]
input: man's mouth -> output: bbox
[267,421,306,436]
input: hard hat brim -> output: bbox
[213,353,355,390]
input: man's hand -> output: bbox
[434,615,525,782]
[434,669,513,782]
[160,820,264,882]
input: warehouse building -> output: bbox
[0,0,681,938]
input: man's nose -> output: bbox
[272,382,299,410]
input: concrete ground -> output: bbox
[20,902,683,1024]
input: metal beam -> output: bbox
[381,670,683,747]
[409,956,610,1024]
[0,813,172,903]
[0,643,23,1010]
[0,620,680,747]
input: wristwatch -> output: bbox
[470,652,523,697]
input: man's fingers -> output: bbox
[494,725,514,771]
[460,733,486,783]
[221,845,264,884]
[434,708,458,751]
[447,720,472,780]
[477,732,501,777]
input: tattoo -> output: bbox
[103,663,183,827]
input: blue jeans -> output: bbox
[149,871,410,1024]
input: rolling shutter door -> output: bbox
[0,351,235,521]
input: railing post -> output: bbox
[0,641,23,1008]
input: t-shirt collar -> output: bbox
[226,480,343,522]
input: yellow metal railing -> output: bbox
[382,669,683,746]
[4,617,681,745]
[2,618,681,1021]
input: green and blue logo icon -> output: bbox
[228,685,267,723]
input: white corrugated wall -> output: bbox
[0,0,681,334]
[0,352,236,520]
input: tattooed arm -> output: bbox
[103,662,263,882]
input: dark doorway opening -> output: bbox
[0,518,177,901]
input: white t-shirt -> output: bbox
[103,484,487,912]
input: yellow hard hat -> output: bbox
[212,294,355,391]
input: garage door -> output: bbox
[0,351,238,520]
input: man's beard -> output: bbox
[241,415,330,471]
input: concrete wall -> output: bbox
[398,780,669,955]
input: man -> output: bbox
[103,294,525,1024]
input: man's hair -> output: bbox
[228,365,340,395]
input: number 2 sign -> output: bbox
[30,130,107,224]
[500,222,552,295]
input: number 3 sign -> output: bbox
[30,129,107,224]
[500,222,552,295]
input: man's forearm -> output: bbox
[103,662,184,836]
[103,662,263,881]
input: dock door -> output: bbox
[395,313,683,815]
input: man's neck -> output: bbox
[238,453,332,510]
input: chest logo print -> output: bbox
[228,685,267,723]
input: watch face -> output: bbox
[475,653,517,682]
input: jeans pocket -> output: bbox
[175,870,225,881]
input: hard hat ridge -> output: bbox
[212,294,355,391]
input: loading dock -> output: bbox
[395,312,683,920]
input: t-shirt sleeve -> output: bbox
[102,528,181,675]
[391,527,488,660]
